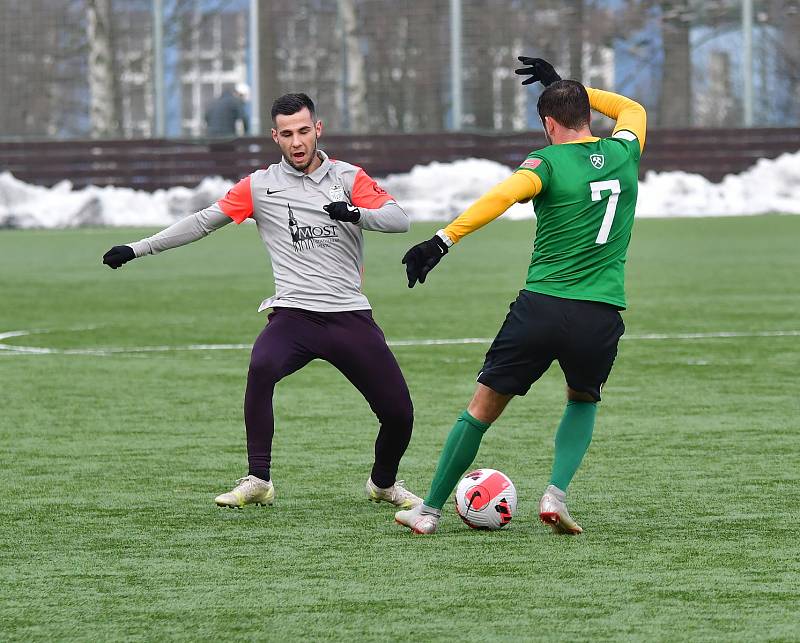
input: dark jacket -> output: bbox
[204,90,249,137]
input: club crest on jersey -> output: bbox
[328,184,345,201]
[590,154,605,169]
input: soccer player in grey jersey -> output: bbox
[102,93,422,510]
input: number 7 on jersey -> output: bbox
[590,179,621,244]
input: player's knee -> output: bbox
[466,402,499,425]
[566,386,598,402]
[396,402,414,430]
[467,384,513,424]
[376,396,413,430]
[247,354,282,384]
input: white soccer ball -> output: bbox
[454,468,517,530]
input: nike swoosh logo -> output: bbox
[266,188,288,195]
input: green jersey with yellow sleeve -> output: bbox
[440,87,646,309]
[518,132,641,309]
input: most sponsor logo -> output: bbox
[287,204,340,251]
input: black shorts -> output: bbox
[477,290,625,401]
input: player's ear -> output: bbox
[271,127,279,144]
[315,119,323,139]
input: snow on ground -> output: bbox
[1,149,799,228]
[0,174,232,229]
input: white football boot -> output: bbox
[365,478,422,509]
[538,484,583,534]
[214,475,274,508]
[394,504,442,535]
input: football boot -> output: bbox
[394,504,442,535]
[214,475,274,508]
[539,484,583,534]
[366,478,422,509]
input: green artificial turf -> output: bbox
[1,216,799,641]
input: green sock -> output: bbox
[424,411,491,509]
[549,400,597,491]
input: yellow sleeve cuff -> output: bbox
[586,87,647,152]
[443,171,541,244]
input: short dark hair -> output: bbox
[271,93,316,121]
[537,80,590,131]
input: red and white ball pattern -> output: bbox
[454,468,517,530]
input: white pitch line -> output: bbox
[389,337,491,346]
[389,330,800,344]
[0,330,44,341]
[624,329,800,340]
[0,329,799,356]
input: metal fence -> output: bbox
[6,127,800,190]
[1,0,799,141]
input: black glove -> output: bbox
[515,57,561,86]
[401,234,449,288]
[323,201,361,224]
[102,245,136,269]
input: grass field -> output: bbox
[2,216,799,641]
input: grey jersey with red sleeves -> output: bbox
[214,150,408,313]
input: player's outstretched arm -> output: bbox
[401,172,540,288]
[101,207,232,269]
[443,172,540,244]
[102,174,253,270]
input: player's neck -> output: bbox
[552,127,594,145]
[302,151,323,175]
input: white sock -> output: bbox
[420,503,442,517]
[546,484,566,501]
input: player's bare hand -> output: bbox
[401,235,448,288]
[102,245,135,269]
[515,57,561,87]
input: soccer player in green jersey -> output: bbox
[395,58,647,535]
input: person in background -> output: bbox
[205,83,250,137]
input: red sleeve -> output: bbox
[350,168,394,209]
[217,175,253,224]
